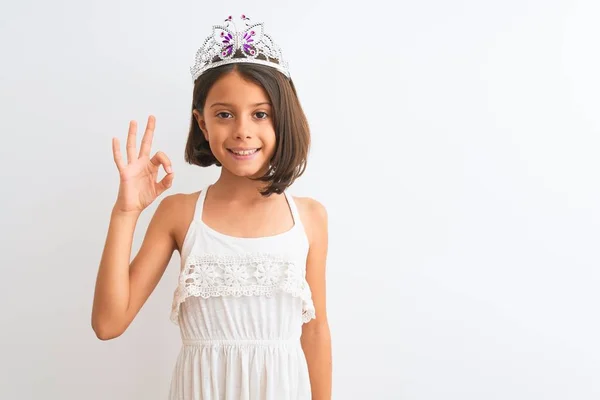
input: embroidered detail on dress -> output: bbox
[171,253,316,325]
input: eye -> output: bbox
[216,112,233,119]
[255,111,269,119]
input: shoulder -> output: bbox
[294,196,327,221]
[154,192,198,221]
[293,196,328,245]
[159,191,200,211]
[153,191,202,240]
[149,193,188,227]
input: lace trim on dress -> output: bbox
[171,252,316,325]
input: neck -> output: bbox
[209,168,272,202]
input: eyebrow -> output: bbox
[209,102,272,109]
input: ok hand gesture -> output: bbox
[112,115,174,213]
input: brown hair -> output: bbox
[184,52,310,196]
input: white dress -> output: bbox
[168,184,316,400]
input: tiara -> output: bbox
[190,14,290,81]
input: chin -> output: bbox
[230,168,263,178]
[218,160,268,178]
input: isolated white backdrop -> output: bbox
[1,0,599,399]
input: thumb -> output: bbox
[156,171,174,196]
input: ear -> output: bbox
[192,109,209,141]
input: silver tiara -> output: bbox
[190,14,290,81]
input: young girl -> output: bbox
[91,14,332,400]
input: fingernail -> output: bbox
[166,166,172,173]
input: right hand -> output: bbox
[112,115,174,213]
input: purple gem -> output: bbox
[242,14,246,19]
[222,45,233,56]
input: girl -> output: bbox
[91,14,332,400]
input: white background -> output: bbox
[1,0,599,398]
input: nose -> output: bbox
[233,115,253,139]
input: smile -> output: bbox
[227,148,260,156]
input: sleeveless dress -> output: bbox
[168,184,316,400]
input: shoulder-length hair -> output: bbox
[184,53,310,196]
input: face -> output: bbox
[193,70,276,179]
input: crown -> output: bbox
[190,14,290,81]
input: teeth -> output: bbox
[232,149,258,155]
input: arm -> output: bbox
[91,195,177,340]
[300,199,332,400]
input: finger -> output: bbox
[155,171,174,196]
[150,151,173,174]
[112,137,125,171]
[139,115,155,158]
[126,120,137,164]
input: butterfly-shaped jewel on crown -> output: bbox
[190,14,290,81]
